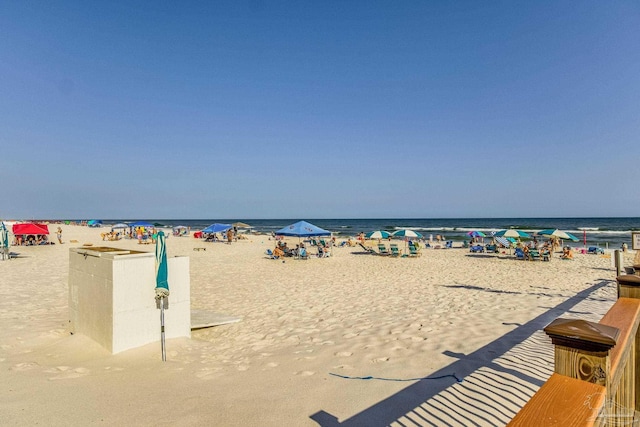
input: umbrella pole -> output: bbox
[160,296,166,362]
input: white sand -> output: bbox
[0,225,631,426]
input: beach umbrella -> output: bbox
[366,230,391,239]
[232,222,252,229]
[392,229,423,239]
[155,231,170,362]
[494,229,530,239]
[466,230,486,238]
[537,229,579,242]
[392,229,423,253]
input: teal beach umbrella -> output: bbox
[366,230,391,239]
[494,229,530,239]
[155,231,169,361]
[392,229,423,239]
[536,229,579,242]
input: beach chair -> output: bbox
[265,249,279,260]
[514,248,525,260]
[470,245,484,253]
[389,243,401,257]
[445,241,453,249]
[588,246,604,255]
[408,243,421,257]
[529,249,541,261]
[298,248,309,260]
[318,246,331,258]
[358,242,376,254]
[485,244,497,253]
[377,244,391,256]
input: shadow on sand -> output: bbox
[310,280,613,427]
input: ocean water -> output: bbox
[100,217,639,249]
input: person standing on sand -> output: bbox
[56,227,63,244]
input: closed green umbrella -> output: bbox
[155,231,169,361]
[0,222,9,260]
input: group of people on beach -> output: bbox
[271,239,333,259]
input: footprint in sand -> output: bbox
[332,364,354,370]
[334,351,353,357]
[371,357,390,363]
[11,362,39,371]
[196,368,222,380]
[48,367,90,380]
[265,362,279,368]
[294,371,315,376]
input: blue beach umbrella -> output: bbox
[155,231,169,361]
[366,230,391,239]
[466,230,486,238]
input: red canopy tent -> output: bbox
[13,223,50,235]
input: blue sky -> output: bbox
[1,1,639,219]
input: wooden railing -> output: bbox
[508,274,640,426]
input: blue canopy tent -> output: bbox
[201,223,232,234]
[275,221,331,237]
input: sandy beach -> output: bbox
[1,224,633,426]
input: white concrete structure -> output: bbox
[69,247,190,354]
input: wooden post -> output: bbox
[618,275,640,299]
[544,318,619,387]
[616,275,640,412]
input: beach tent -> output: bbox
[13,223,49,235]
[87,220,103,227]
[111,223,130,231]
[201,223,232,234]
[275,221,331,237]
[129,221,154,228]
